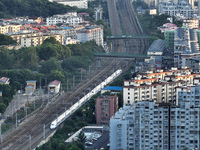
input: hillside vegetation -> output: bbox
[0,0,82,18]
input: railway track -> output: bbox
[2,58,132,149]
[108,0,147,53]
[1,0,146,149]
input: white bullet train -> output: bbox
[50,69,122,129]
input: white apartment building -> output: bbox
[21,34,64,47]
[110,94,200,150]
[0,24,21,34]
[46,13,83,26]
[94,6,103,21]
[123,67,200,105]
[50,27,77,39]
[158,1,194,18]
[77,26,104,47]
[182,19,199,29]
[174,28,200,68]
[49,0,88,9]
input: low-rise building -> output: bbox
[50,0,88,9]
[48,80,61,94]
[0,24,21,34]
[96,95,118,124]
[50,26,76,39]
[0,77,10,84]
[64,37,79,45]
[77,26,103,47]
[25,80,36,94]
[158,1,194,19]
[46,12,84,26]
[20,34,64,47]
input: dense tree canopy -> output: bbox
[0,34,16,45]
[0,0,76,18]
[0,39,100,113]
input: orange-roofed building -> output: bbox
[123,66,200,104]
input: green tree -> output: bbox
[18,47,39,70]
[42,37,60,45]
[40,58,62,74]
[0,103,6,113]
[0,48,14,69]
[0,34,16,45]
[76,131,86,143]
[47,70,65,83]
[96,19,105,26]
[57,143,66,150]
[61,56,89,72]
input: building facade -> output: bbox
[182,19,199,29]
[110,97,200,150]
[96,95,118,124]
[19,33,64,47]
[123,67,200,105]
[158,1,194,18]
[94,6,103,21]
[0,24,21,34]
[77,26,103,47]
[49,0,88,9]
[46,13,83,26]
[48,80,61,94]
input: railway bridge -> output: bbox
[95,52,150,61]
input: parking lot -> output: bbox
[84,131,109,150]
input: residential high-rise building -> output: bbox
[96,95,118,124]
[123,67,200,105]
[110,87,200,150]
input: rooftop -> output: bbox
[48,80,60,86]
[147,39,165,53]
[0,77,10,83]
[102,86,122,91]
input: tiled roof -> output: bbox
[0,77,9,83]
[25,84,34,88]
[49,80,60,86]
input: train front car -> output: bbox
[50,121,57,129]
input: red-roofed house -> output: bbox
[0,77,10,84]
[49,25,55,28]
[48,80,61,94]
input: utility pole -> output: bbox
[67,79,69,91]
[81,69,82,81]
[43,124,45,139]
[25,105,27,122]
[61,83,62,95]
[73,76,75,87]
[29,135,31,150]
[15,113,18,128]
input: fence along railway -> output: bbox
[1,0,149,149]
